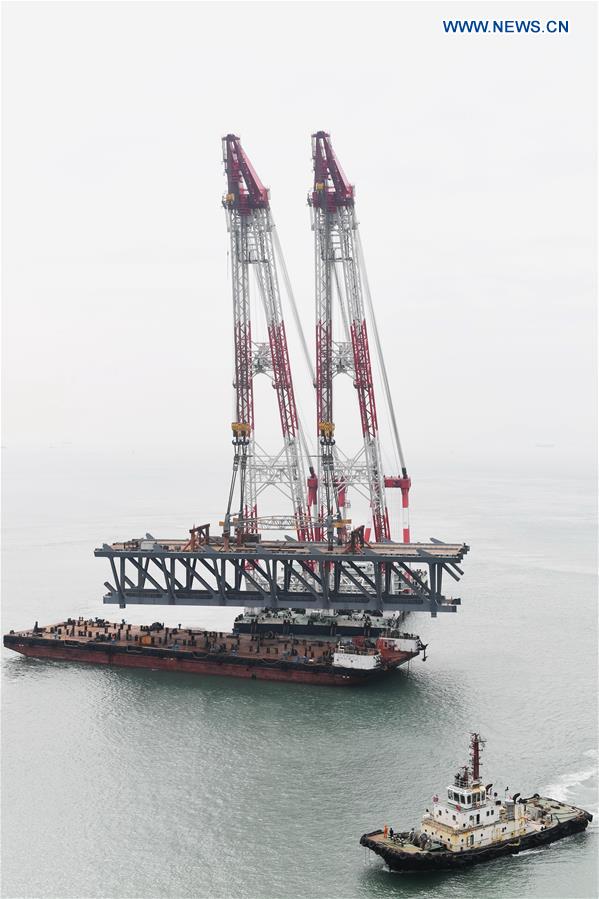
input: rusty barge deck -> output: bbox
[4,619,420,686]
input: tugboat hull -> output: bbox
[360,804,593,872]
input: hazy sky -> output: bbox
[2,2,596,483]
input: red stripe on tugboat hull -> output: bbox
[4,639,415,687]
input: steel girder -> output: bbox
[95,542,468,616]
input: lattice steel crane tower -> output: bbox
[308,131,411,543]
[222,134,312,543]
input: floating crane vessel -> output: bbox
[4,133,470,686]
[360,734,593,870]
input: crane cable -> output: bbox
[356,230,408,475]
[272,223,315,385]
[271,222,316,464]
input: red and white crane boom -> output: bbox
[222,134,312,542]
[309,131,411,543]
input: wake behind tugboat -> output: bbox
[360,734,593,871]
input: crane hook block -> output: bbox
[318,421,335,437]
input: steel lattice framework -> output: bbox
[96,537,469,614]
[309,131,411,543]
[91,134,470,619]
[223,135,312,542]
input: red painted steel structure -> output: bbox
[5,636,418,686]
[223,134,258,532]
[470,732,485,783]
[310,131,411,542]
[223,135,312,542]
[223,134,269,211]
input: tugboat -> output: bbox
[360,733,592,871]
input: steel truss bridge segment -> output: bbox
[96,540,469,615]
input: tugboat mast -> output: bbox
[470,732,486,783]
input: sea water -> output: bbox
[2,448,597,898]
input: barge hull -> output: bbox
[4,637,410,687]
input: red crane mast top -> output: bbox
[223,133,269,212]
[311,131,354,209]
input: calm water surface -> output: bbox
[2,450,597,898]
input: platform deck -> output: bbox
[102,538,469,563]
[8,619,381,665]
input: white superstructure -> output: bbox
[332,648,382,670]
[409,733,564,853]
[422,781,527,851]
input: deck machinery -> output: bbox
[96,132,469,617]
